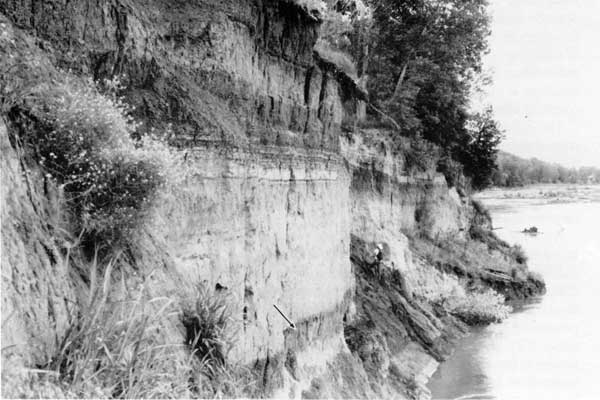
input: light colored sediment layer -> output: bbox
[151,146,353,363]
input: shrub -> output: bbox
[469,225,498,245]
[411,259,511,325]
[510,244,528,265]
[9,75,184,245]
[437,153,464,188]
[181,284,235,369]
[447,288,511,325]
[319,1,372,48]
[469,225,511,252]
[527,269,543,283]
[410,265,463,305]
[397,134,440,173]
[314,1,372,83]
[471,199,491,221]
[468,225,487,242]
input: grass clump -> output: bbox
[181,284,259,398]
[181,284,234,368]
[5,259,256,399]
[37,260,197,398]
[1,366,67,399]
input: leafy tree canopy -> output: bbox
[461,107,504,190]
[321,0,503,190]
[357,0,497,188]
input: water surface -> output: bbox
[428,185,600,400]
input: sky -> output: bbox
[481,0,600,167]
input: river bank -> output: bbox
[428,185,600,400]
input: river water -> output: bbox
[428,185,600,400]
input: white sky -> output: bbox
[482,0,600,167]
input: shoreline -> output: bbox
[429,185,600,399]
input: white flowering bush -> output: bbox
[410,260,510,325]
[18,76,185,244]
[446,288,512,325]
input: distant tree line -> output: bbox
[491,151,600,187]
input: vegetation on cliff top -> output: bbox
[321,0,503,190]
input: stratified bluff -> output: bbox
[0,2,544,399]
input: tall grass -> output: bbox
[181,284,259,398]
[43,258,195,398]
[0,256,260,399]
[181,284,235,368]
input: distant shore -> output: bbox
[476,183,600,209]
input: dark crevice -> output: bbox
[304,66,313,105]
[262,352,270,388]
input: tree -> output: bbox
[492,151,600,187]
[367,0,490,133]
[362,0,495,187]
[461,107,503,190]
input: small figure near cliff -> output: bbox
[374,243,384,263]
[372,243,384,278]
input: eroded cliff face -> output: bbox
[341,130,469,277]
[338,129,544,399]
[153,147,353,367]
[1,0,352,150]
[1,0,359,393]
[343,131,468,236]
[1,2,543,399]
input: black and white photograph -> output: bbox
[1,1,598,399]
